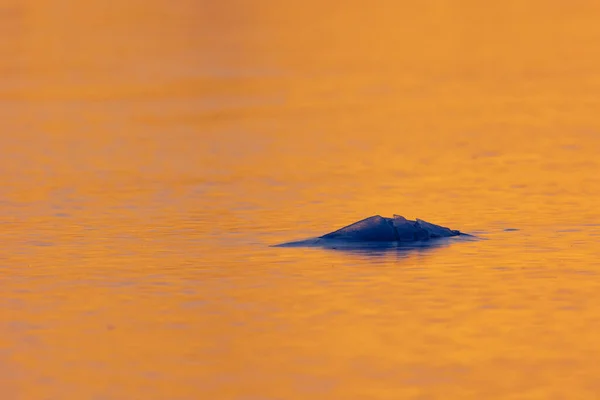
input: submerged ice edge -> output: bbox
[273,234,475,248]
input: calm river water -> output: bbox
[2,1,600,399]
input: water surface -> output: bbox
[2,1,600,399]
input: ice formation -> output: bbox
[320,215,461,241]
[275,215,465,247]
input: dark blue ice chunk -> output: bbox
[275,214,466,248]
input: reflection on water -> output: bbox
[2,0,600,399]
[278,238,466,260]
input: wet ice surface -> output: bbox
[276,214,471,249]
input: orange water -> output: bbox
[2,1,600,399]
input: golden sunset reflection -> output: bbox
[1,1,600,399]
